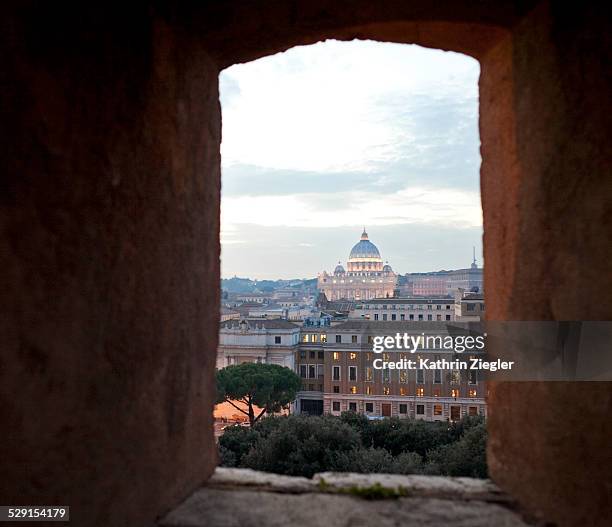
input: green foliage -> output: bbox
[216,363,302,424]
[369,417,454,457]
[426,422,488,478]
[218,413,487,479]
[241,415,360,478]
[217,425,260,466]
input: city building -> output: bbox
[454,291,485,321]
[399,251,483,297]
[348,298,456,322]
[216,314,487,422]
[216,318,300,370]
[220,306,240,322]
[317,229,397,301]
[295,321,487,421]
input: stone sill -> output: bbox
[159,468,537,527]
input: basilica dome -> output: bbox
[334,263,345,274]
[348,229,381,261]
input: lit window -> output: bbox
[311,334,318,343]
[383,386,390,395]
[350,386,357,394]
[399,371,407,383]
[349,352,357,360]
[434,404,443,416]
[333,352,340,360]
[301,334,309,343]
[400,387,407,396]
[320,333,327,343]
[451,388,460,398]
[366,385,372,395]
[416,387,424,397]
[469,389,477,398]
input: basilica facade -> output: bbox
[317,229,397,301]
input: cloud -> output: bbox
[221,223,482,280]
[222,186,482,233]
[219,40,481,279]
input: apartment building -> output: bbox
[454,292,486,321]
[349,298,456,322]
[217,318,487,422]
[217,318,300,370]
[295,321,487,421]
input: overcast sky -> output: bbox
[220,40,482,280]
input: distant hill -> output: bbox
[221,276,317,294]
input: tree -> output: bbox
[215,363,302,426]
[218,413,488,479]
[426,422,488,478]
[241,415,361,477]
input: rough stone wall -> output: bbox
[2,1,611,527]
[482,3,612,526]
[1,4,220,526]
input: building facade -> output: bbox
[317,229,397,301]
[217,318,300,370]
[216,316,487,422]
[400,254,484,297]
[348,298,456,322]
[295,321,487,421]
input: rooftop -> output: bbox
[220,319,300,330]
[354,298,454,305]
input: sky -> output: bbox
[219,40,482,280]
